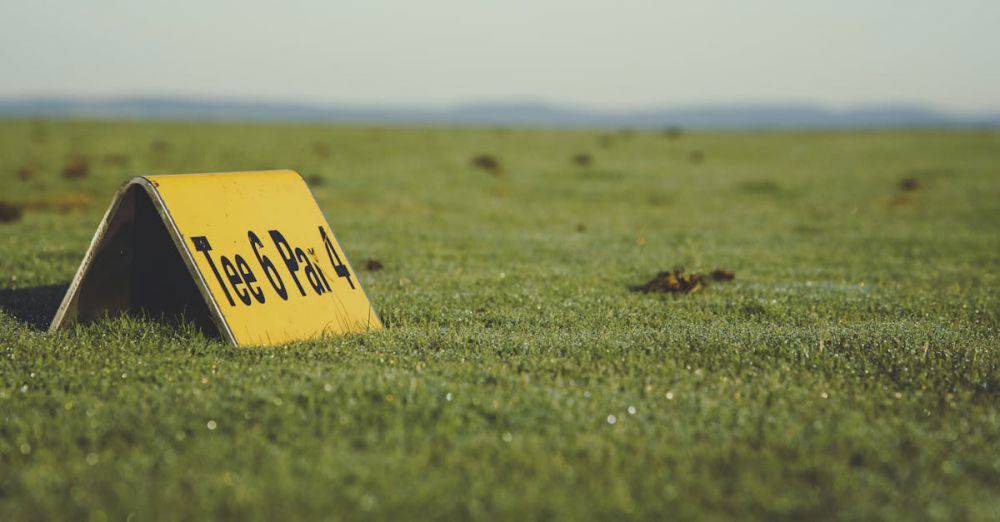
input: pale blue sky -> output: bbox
[2,0,998,112]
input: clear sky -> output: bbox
[2,0,998,113]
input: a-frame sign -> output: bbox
[49,170,381,346]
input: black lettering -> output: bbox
[221,256,251,306]
[296,247,326,295]
[250,231,287,300]
[308,248,332,292]
[191,236,235,306]
[235,254,265,304]
[269,229,307,297]
[319,226,355,289]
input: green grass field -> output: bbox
[1,120,998,520]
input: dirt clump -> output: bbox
[572,153,593,167]
[630,268,735,295]
[0,202,23,224]
[62,159,89,179]
[709,269,735,281]
[688,150,705,164]
[364,259,384,271]
[471,154,503,176]
[899,177,920,192]
[16,168,33,181]
[150,140,171,153]
[886,177,921,207]
[663,126,683,139]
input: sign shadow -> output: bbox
[0,284,68,331]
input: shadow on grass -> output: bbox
[0,284,67,331]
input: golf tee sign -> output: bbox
[50,170,381,346]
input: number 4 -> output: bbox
[319,226,355,290]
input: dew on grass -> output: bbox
[607,414,617,425]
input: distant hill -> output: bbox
[1,96,998,129]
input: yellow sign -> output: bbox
[49,170,381,346]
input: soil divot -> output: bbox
[471,154,503,176]
[630,268,735,295]
[62,159,89,180]
[0,202,23,224]
[899,177,920,192]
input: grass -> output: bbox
[0,120,998,520]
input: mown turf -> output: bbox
[1,120,998,521]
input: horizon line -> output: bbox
[3,93,1000,117]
